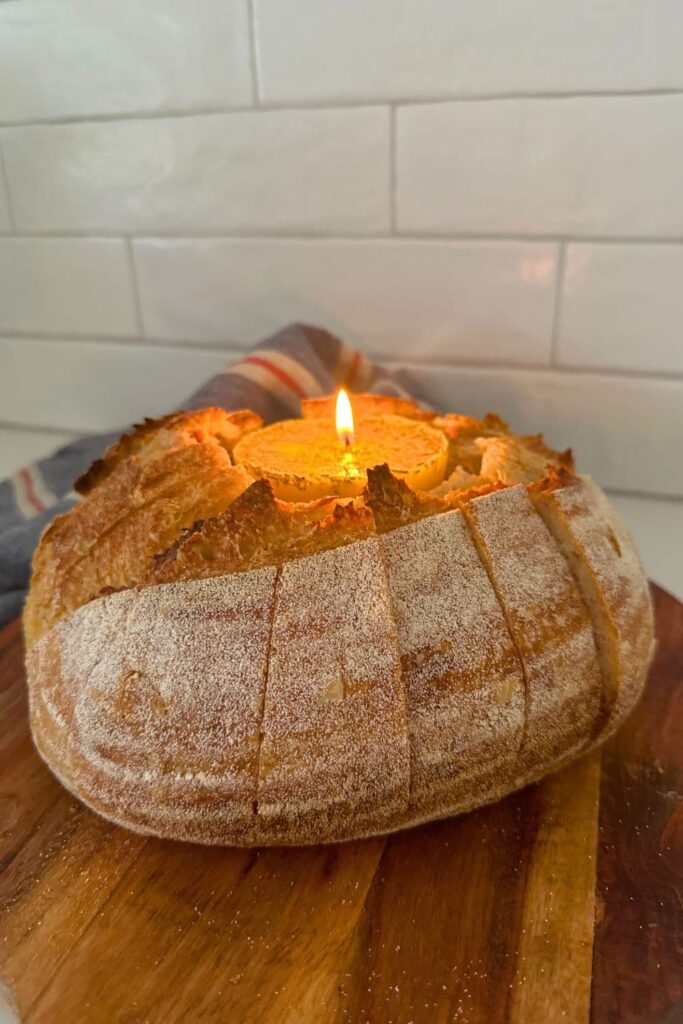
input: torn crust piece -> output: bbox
[531,475,654,733]
[257,537,410,843]
[301,392,431,422]
[476,434,574,486]
[430,466,489,496]
[74,407,262,495]
[146,479,375,586]
[463,485,602,769]
[366,463,501,534]
[431,412,509,475]
[365,464,447,533]
[379,508,525,820]
[28,571,278,845]
[24,409,257,647]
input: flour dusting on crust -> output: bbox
[379,508,525,812]
[465,485,601,766]
[257,537,410,841]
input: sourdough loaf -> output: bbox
[24,400,654,845]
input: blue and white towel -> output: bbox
[0,324,425,627]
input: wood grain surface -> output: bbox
[0,585,681,1024]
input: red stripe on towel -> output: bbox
[243,355,307,398]
[19,468,45,515]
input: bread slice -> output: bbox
[378,508,525,819]
[28,571,278,845]
[256,537,410,843]
[430,411,508,475]
[74,407,261,495]
[476,435,574,486]
[532,476,654,732]
[463,485,602,768]
[24,411,257,647]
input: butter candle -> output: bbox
[232,390,448,501]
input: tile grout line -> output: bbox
[2,229,683,245]
[0,329,246,354]
[0,331,681,383]
[379,354,683,384]
[389,105,398,233]
[123,238,146,337]
[2,86,683,129]
[550,240,567,365]
[246,0,261,106]
[0,137,17,233]
[0,419,88,438]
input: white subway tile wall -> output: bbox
[0,146,11,231]
[254,0,683,102]
[397,96,683,237]
[0,0,253,123]
[558,245,683,375]
[2,109,390,235]
[0,238,138,337]
[133,238,558,360]
[0,0,682,505]
[0,337,230,433]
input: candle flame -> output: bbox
[335,388,355,448]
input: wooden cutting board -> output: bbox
[0,584,681,1024]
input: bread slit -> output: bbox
[375,535,416,815]
[378,508,525,818]
[253,564,281,816]
[530,476,654,735]
[463,486,602,767]
[460,501,531,755]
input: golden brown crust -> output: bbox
[365,462,505,533]
[24,410,259,647]
[477,434,574,486]
[431,411,509,475]
[146,479,375,586]
[74,407,262,495]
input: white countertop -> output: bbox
[0,426,681,601]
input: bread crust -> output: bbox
[24,410,258,647]
[26,473,653,846]
[74,407,262,495]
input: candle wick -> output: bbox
[344,434,352,450]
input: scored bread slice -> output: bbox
[28,571,278,845]
[256,537,410,842]
[378,508,525,819]
[24,444,253,648]
[463,485,602,768]
[74,407,262,495]
[531,475,654,732]
[24,409,259,648]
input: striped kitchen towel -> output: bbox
[0,323,424,627]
